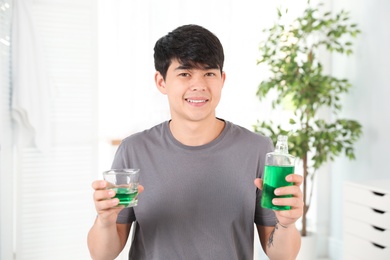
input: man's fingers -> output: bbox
[275,185,302,199]
[272,196,303,209]
[92,181,143,213]
[286,174,303,186]
[95,198,121,212]
[92,180,107,190]
[93,189,115,201]
[138,184,144,194]
[254,178,263,190]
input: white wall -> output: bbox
[97,0,309,142]
[329,0,390,259]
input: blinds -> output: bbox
[13,0,98,259]
[0,0,14,259]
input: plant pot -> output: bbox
[297,232,317,260]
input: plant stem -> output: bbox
[302,152,308,237]
[302,115,310,237]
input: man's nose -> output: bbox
[190,76,206,91]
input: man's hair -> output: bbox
[154,24,225,79]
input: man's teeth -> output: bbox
[187,99,206,103]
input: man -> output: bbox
[88,24,303,260]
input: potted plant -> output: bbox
[253,1,362,238]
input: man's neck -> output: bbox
[169,117,225,146]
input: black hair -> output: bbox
[153,24,225,79]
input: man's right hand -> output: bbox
[92,180,124,226]
[91,180,144,227]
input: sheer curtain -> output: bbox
[11,0,51,153]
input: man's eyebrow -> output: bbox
[174,65,192,70]
[174,65,218,71]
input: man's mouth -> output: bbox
[185,99,208,103]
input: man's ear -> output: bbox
[221,71,226,86]
[155,71,167,94]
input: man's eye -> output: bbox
[205,72,216,77]
[179,73,190,77]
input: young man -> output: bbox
[88,24,303,260]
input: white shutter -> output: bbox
[0,0,15,259]
[13,0,98,259]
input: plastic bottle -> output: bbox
[261,135,295,210]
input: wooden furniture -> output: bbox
[343,180,390,260]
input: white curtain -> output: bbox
[11,0,51,153]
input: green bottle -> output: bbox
[261,135,295,210]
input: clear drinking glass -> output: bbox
[103,169,140,207]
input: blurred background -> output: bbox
[0,0,389,259]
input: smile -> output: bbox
[185,99,208,103]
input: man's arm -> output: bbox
[254,174,303,260]
[257,223,301,260]
[88,220,131,260]
[87,180,141,260]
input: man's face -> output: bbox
[155,59,226,123]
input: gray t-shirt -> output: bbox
[112,119,276,259]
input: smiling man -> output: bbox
[88,24,303,260]
[156,58,225,146]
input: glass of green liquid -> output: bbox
[103,169,140,207]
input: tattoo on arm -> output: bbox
[267,219,287,248]
[267,224,278,248]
